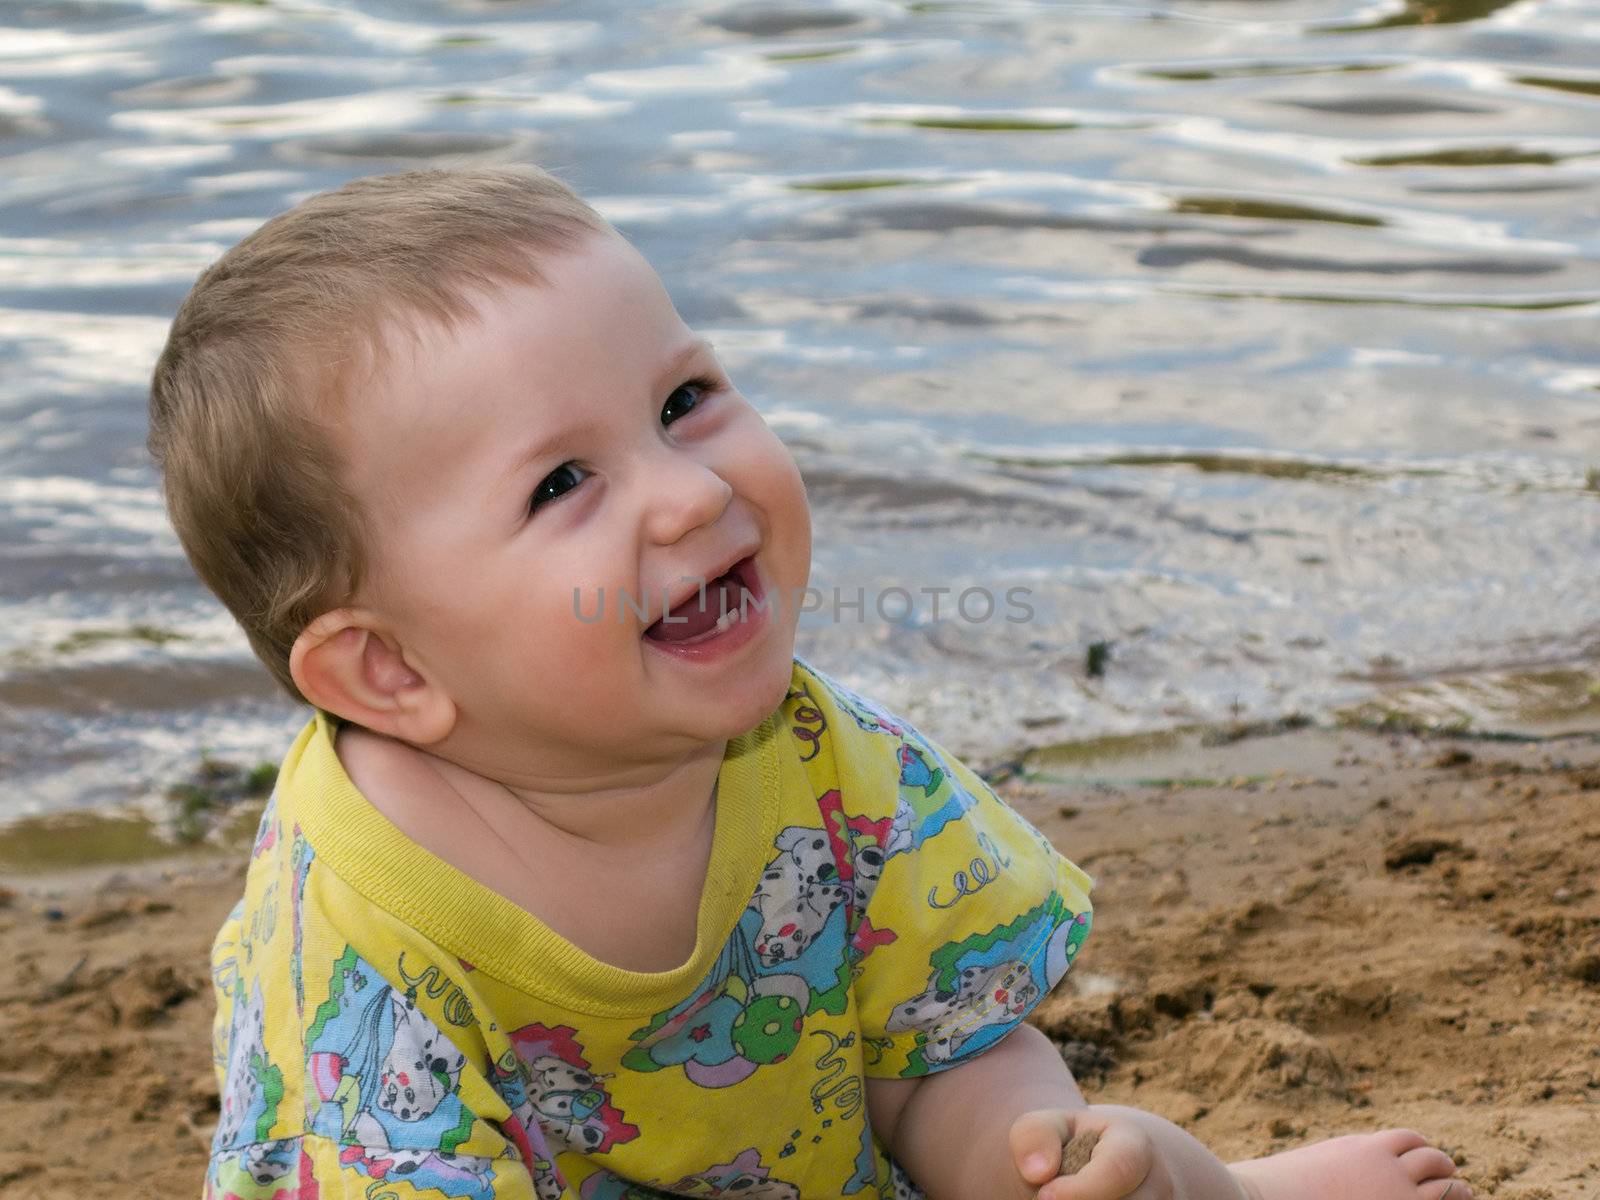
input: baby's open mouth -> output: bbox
[643,556,758,644]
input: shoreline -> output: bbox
[1,723,1596,1198]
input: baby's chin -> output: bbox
[692,637,803,740]
[712,645,802,733]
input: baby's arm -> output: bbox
[866,1022,1248,1200]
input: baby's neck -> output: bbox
[334,724,728,972]
[438,739,726,851]
[338,723,727,854]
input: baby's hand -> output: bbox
[1009,1108,1161,1200]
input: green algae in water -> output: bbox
[0,811,182,873]
[167,755,278,843]
[433,92,525,107]
[1169,287,1596,312]
[218,115,290,128]
[888,116,1081,132]
[1515,76,1600,98]
[1023,730,1188,774]
[965,448,1383,482]
[1086,640,1112,679]
[1101,453,1372,481]
[1319,0,1520,32]
[1142,61,1391,82]
[53,624,188,654]
[0,802,264,874]
[789,176,926,192]
[1350,146,1564,168]
[1335,669,1600,739]
[766,47,857,63]
[1171,196,1384,228]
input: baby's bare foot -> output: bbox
[1230,1129,1469,1200]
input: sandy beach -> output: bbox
[2,723,1596,1200]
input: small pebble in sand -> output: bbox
[1383,836,1463,870]
[1062,1129,1100,1176]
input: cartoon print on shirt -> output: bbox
[786,677,828,763]
[213,978,283,1152]
[815,789,898,962]
[336,1145,502,1199]
[288,829,313,1016]
[376,989,467,1123]
[305,946,478,1156]
[886,956,1040,1067]
[531,1157,566,1200]
[506,1023,639,1158]
[625,813,889,1087]
[752,825,848,967]
[249,791,279,860]
[889,1160,926,1200]
[487,1046,574,1199]
[803,663,906,740]
[580,1148,801,1200]
[797,656,987,856]
[239,1139,296,1187]
[889,735,979,853]
[885,893,1092,1076]
[621,931,809,1088]
[842,1121,880,1195]
[206,1136,320,1199]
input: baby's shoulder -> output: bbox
[779,656,1060,866]
[784,657,955,788]
[786,656,908,741]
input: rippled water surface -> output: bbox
[3,0,1598,832]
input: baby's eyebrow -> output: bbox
[499,419,577,492]
[666,336,716,377]
[494,337,717,491]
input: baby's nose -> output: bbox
[642,456,733,547]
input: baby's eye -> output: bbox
[661,377,714,426]
[528,463,588,515]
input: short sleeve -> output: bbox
[796,661,1093,1079]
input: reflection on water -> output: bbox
[1,0,1598,835]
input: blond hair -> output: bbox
[149,167,609,702]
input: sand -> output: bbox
[1,725,1596,1199]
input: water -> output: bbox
[2,0,1598,834]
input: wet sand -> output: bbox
[1,725,1596,1199]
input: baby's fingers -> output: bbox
[1039,1118,1154,1200]
[1010,1109,1074,1186]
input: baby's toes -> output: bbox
[1371,1128,1431,1157]
[1398,1145,1460,1186]
[1418,1177,1473,1200]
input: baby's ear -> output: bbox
[289,609,456,745]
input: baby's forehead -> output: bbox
[327,234,695,472]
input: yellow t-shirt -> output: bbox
[204,655,1094,1199]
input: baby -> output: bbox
[151,167,1470,1200]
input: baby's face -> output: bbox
[335,229,811,767]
